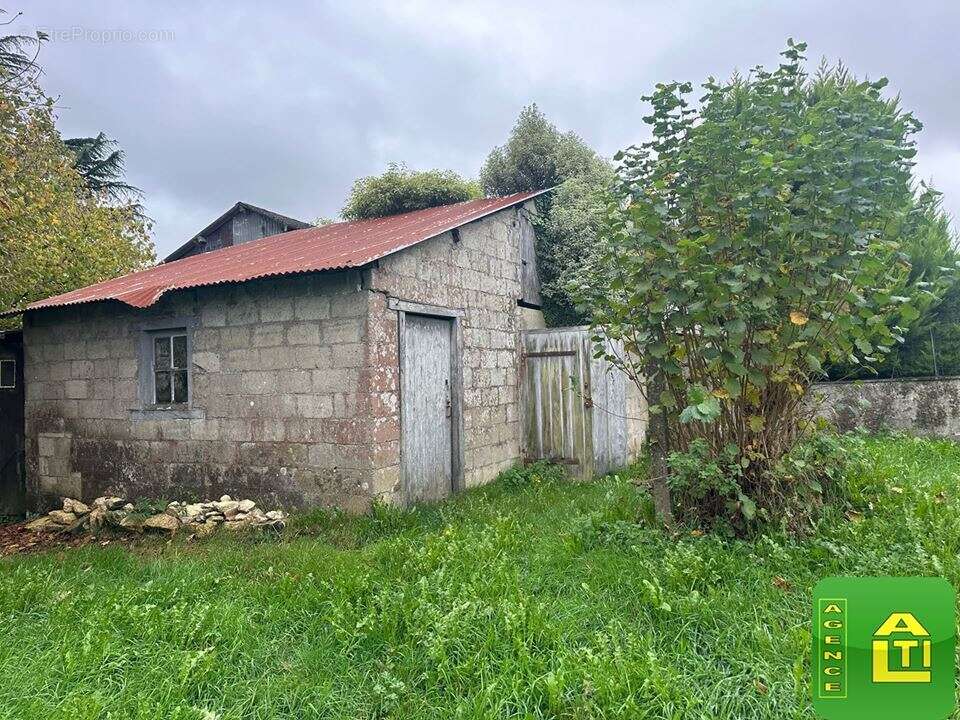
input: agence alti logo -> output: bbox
[812,577,955,720]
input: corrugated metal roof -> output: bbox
[18,190,547,314]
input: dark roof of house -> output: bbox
[16,190,548,314]
[162,201,313,263]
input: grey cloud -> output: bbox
[15,0,960,256]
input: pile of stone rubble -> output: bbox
[25,495,286,536]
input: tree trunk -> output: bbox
[645,359,674,528]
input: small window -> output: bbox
[151,332,189,404]
[0,359,14,389]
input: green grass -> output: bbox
[2,435,960,719]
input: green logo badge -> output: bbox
[813,577,955,719]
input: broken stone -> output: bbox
[144,513,180,533]
[214,500,240,515]
[119,515,144,533]
[93,496,127,510]
[48,510,78,525]
[26,516,59,532]
[192,523,217,538]
[93,496,127,511]
[26,494,286,542]
[60,516,89,536]
[103,510,127,527]
[63,498,91,515]
[88,507,108,530]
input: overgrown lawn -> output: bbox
[2,435,959,719]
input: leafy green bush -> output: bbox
[667,439,744,518]
[341,163,480,221]
[666,426,850,534]
[827,189,958,380]
[892,279,960,377]
[575,39,936,530]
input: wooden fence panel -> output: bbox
[590,340,629,475]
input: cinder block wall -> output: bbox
[365,203,533,494]
[23,271,373,511]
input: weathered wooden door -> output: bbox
[519,214,542,307]
[521,327,632,478]
[521,327,594,476]
[402,314,453,503]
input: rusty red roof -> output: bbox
[17,190,547,314]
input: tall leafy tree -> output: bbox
[64,133,141,204]
[3,12,143,207]
[575,40,938,528]
[0,23,153,329]
[0,9,45,92]
[894,282,960,377]
[481,105,613,325]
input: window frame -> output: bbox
[151,331,189,405]
[136,317,197,414]
[0,358,15,390]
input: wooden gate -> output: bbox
[521,327,632,478]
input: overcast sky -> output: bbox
[14,1,960,258]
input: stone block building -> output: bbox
[12,191,553,511]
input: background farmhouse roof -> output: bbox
[14,190,548,314]
[162,201,313,263]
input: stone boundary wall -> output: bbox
[811,376,960,439]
